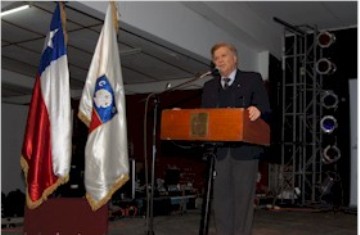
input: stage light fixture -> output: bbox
[316,58,337,75]
[317,31,336,48]
[320,172,340,196]
[320,174,334,195]
[322,145,341,164]
[320,115,338,134]
[321,90,339,109]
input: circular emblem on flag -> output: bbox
[91,75,117,126]
[94,89,112,108]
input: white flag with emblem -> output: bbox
[78,2,129,211]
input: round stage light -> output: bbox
[316,58,337,75]
[317,31,336,48]
[321,90,339,109]
[322,145,341,164]
[320,115,338,134]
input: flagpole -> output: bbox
[59,2,68,45]
[110,1,119,32]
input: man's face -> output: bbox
[212,46,237,77]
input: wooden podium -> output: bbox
[160,108,270,146]
[160,108,270,235]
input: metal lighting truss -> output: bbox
[279,23,324,206]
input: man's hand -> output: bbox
[247,106,261,121]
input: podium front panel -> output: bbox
[160,108,270,146]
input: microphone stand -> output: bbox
[144,70,212,235]
[199,144,217,235]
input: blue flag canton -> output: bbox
[93,75,118,124]
[38,3,66,75]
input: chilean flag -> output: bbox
[21,3,72,209]
[78,3,129,211]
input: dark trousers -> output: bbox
[213,149,259,235]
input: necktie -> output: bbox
[223,77,231,89]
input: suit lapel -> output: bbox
[233,69,243,89]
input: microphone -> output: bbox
[197,69,215,79]
[142,68,215,103]
[209,61,220,78]
[211,67,220,77]
[164,68,216,93]
[198,67,219,78]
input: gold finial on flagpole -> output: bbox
[110,1,120,34]
[59,1,68,45]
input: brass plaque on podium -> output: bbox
[190,112,208,138]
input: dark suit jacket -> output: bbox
[201,69,271,160]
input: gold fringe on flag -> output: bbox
[78,111,91,128]
[86,174,129,211]
[20,156,69,209]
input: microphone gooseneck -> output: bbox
[163,69,215,93]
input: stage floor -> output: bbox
[2,207,357,235]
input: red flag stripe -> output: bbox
[21,75,57,205]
